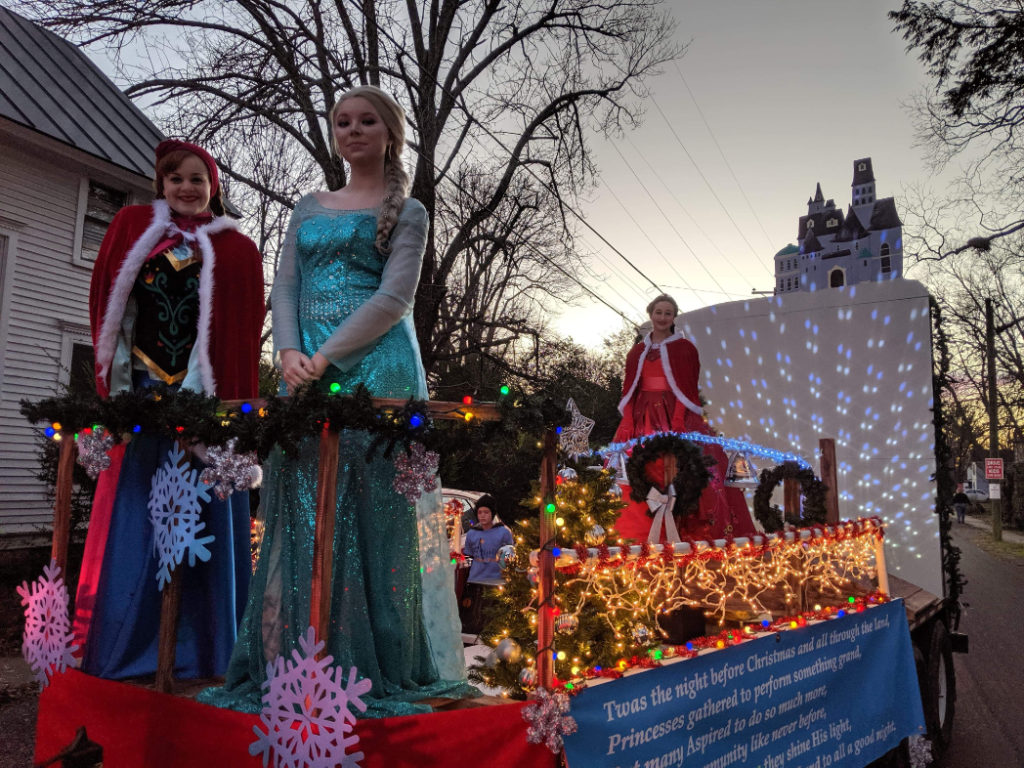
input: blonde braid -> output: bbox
[375,148,409,255]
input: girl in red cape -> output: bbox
[72,140,264,679]
[612,294,755,542]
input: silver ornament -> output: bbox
[631,623,652,646]
[497,544,516,568]
[557,467,578,481]
[584,524,606,547]
[608,483,623,500]
[519,665,538,690]
[495,637,522,664]
[527,566,539,585]
[554,613,579,635]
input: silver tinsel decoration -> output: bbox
[522,688,578,754]
[199,438,262,500]
[907,735,932,768]
[76,429,115,479]
[392,442,440,503]
[495,638,522,664]
[584,524,606,547]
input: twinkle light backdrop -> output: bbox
[678,279,940,594]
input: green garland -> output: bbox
[752,461,828,532]
[625,434,711,517]
[929,297,965,626]
[20,385,569,464]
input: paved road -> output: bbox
[940,523,1024,767]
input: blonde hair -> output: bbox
[646,293,679,316]
[330,85,410,254]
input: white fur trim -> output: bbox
[617,332,702,417]
[94,201,239,396]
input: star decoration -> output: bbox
[559,399,595,459]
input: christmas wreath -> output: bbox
[625,434,712,517]
[752,461,828,532]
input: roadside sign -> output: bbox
[985,458,1004,480]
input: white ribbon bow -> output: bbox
[646,484,681,544]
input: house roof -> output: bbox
[851,157,874,186]
[869,197,903,230]
[0,6,163,178]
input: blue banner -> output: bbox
[563,600,924,768]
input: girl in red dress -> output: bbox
[613,294,755,541]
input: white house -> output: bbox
[0,7,163,544]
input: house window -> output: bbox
[881,256,892,275]
[76,178,128,264]
[880,243,890,257]
[829,269,845,288]
[59,325,94,395]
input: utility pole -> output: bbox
[986,298,1003,542]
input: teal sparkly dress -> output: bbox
[199,195,474,717]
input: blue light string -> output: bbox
[598,431,812,469]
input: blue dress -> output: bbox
[200,197,473,717]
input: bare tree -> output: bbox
[891,1,1024,255]
[18,0,680,376]
[913,229,1024,471]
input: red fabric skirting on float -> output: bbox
[36,669,557,768]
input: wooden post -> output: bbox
[50,435,75,574]
[310,422,341,649]
[873,534,890,597]
[783,478,801,522]
[155,570,183,694]
[155,439,191,694]
[818,438,839,524]
[536,428,557,690]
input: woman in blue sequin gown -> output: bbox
[199,86,473,717]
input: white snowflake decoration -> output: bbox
[559,398,595,459]
[17,560,79,687]
[251,626,372,768]
[149,442,215,590]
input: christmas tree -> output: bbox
[468,459,673,697]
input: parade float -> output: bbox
[22,279,962,768]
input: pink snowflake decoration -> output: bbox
[17,560,79,687]
[251,626,372,768]
[522,688,577,754]
[392,442,439,503]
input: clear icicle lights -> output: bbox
[541,517,883,630]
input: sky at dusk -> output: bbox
[556,0,945,348]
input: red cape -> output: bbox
[89,204,264,400]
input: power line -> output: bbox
[675,61,779,264]
[650,97,774,274]
[606,139,735,296]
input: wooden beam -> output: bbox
[50,435,75,574]
[783,477,801,522]
[219,397,502,423]
[536,428,557,690]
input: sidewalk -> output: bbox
[958,513,1024,545]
